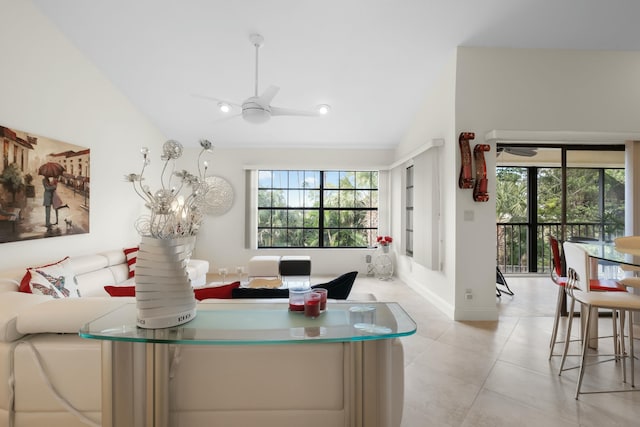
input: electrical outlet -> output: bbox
[365,254,372,263]
[465,289,473,300]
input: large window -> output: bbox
[257,170,379,248]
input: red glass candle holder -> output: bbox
[313,288,328,311]
[304,292,322,318]
[289,288,310,312]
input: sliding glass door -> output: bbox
[496,145,625,274]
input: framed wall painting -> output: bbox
[0,123,90,243]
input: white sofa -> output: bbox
[0,250,405,427]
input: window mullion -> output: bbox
[319,171,325,248]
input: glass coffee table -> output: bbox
[80,301,416,427]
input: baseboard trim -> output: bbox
[453,307,499,321]
[399,273,455,319]
[399,273,499,321]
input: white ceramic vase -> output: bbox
[134,235,197,328]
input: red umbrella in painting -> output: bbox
[38,162,66,178]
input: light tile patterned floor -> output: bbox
[349,274,640,427]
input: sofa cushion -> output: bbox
[123,246,138,278]
[232,287,290,299]
[186,259,210,287]
[248,255,281,278]
[13,334,102,415]
[68,253,109,276]
[25,257,80,298]
[0,292,52,342]
[16,297,132,334]
[279,255,312,276]
[311,271,358,300]
[76,266,127,297]
[104,281,242,300]
[247,277,282,288]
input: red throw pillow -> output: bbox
[123,247,139,278]
[104,282,241,299]
[104,285,136,297]
[194,282,241,300]
[19,257,71,294]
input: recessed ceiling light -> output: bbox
[218,102,231,113]
[317,104,331,115]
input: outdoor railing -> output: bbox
[496,222,624,274]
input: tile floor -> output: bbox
[349,274,640,427]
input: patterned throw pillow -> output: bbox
[123,246,139,278]
[19,256,70,294]
[27,257,80,298]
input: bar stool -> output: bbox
[559,242,640,398]
[548,236,626,359]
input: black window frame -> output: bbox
[257,169,379,248]
[496,144,625,273]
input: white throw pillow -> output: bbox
[28,257,80,298]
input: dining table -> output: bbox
[575,241,640,349]
[578,241,640,271]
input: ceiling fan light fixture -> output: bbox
[317,104,331,115]
[218,102,231,113]
[242,107,271,124]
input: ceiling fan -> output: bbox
[195,34,328,124]
[496,146,538,157]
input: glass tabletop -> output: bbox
[577,242,640,268]
[79,301,417,345]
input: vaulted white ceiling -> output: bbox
[32,0,640,149]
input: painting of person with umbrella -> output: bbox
[0,124,90,244]
[39,162,69,228]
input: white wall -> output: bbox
[0,0,396,280]
[180,147,394,277]
[456,47,640,319]
[391,52,459,318]
[393,46,640,320]
[0,0,165,270]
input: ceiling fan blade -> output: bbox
[191,93,242,108]
[257,85,279,106]
[212,113,242,124]
[496,147,538,157]
[270,106,319,117]
[506,147,537,157]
